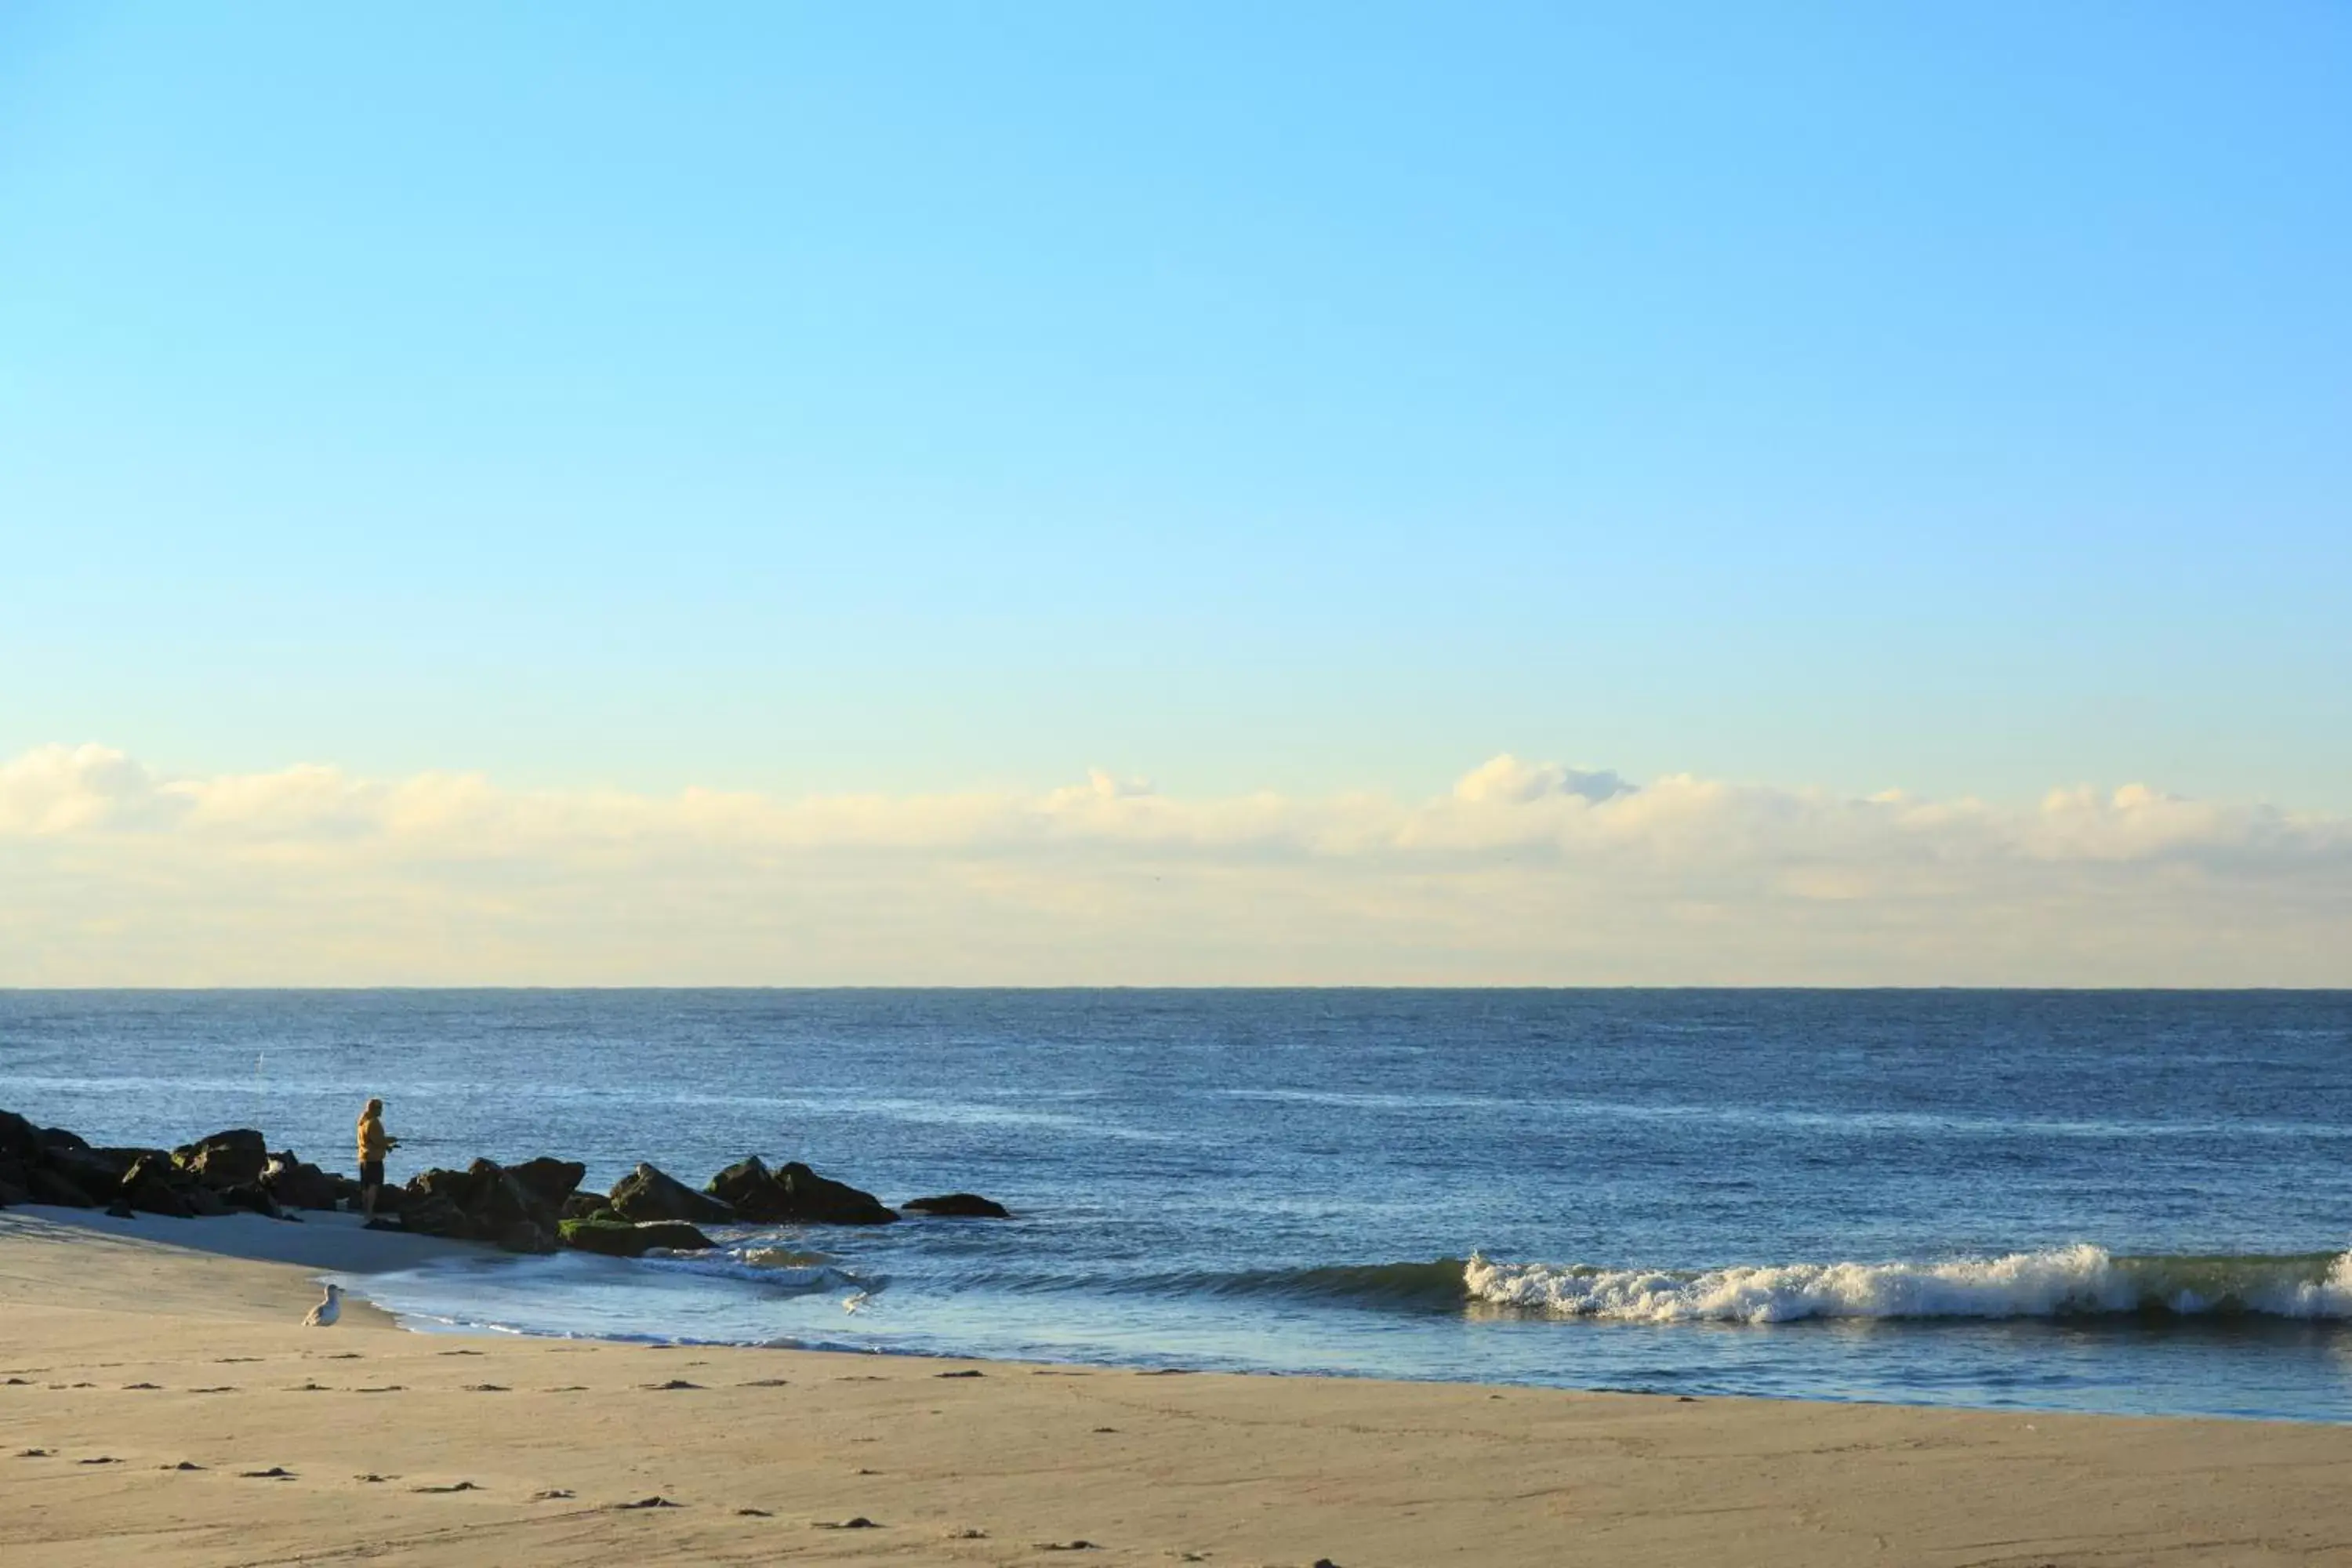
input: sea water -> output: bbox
[4,989,2350,1421]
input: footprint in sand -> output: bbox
[935,1369,984,1379]
[813,1517,880,1530]
[463,1384,510,1392]
[15,1449,53,1458]
[737,1377,789,1387]
[639,1379,702,1391]
[160,1461,204,1472]
[120,1382,162,1391]
[944,1527,988,1540]
[215,1357,262,1364]
[1034,1540,1100,1551]
[1092,1427,1120,1434]
[412,1480,482,1494]
[735,1507,771,1516]
[2,1377,27,1385]
[320,1352,363,1360]
[288,1381,329,1392]
[532,1489,574,1501]
[77,1457,122,1466]
[437,1349,485,1357]
[240,1467,296,1480]
[612,1495,681,1510]
[544,1385,589,1392]
[188,1386,236,1394]
[354,1473,397,1484]
[354,1385,405,1394]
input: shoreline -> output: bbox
[10,1211,2352,1566]
[13,1205,2352,1421]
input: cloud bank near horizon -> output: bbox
[2,744,2346,986]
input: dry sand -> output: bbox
[5,1208,2352,1566]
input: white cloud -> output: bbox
[1451,753,1629,805]
[1,744,2345,985]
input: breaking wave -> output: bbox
[1463,1246,2352,1323]
[641,1242,867,1296]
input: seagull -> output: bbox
[303,1283,343,1328]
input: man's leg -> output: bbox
[361,1180,377,1221]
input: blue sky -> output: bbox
[5,2,2347,809]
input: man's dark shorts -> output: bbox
[361,1159,386,1188]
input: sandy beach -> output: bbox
[2,1208,2347,1566]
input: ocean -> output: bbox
[5,989,2350,1422]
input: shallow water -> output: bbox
[4,989,2350,1420]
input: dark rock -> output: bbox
[559,1192,605,1221]
[706,1156,896,1225]
[44,1145,144,1203]
[902,1192,1011,1220]
[172,1130,268,1189]
[394,1160,564,1254]
[0,1109,40,1167]
[180,1184,229,1218]
[557,1216,715,1257]
[610,1163,735,1225]
[104,1202,137,1219]
[705,1156,786,1215]
[507,1157,586,1210]
[0,1172,27,1208]
[118,1153,195,1218]
[38,1125,91,1156]
[495,1220,558,1254]
[261,1153,341,1211]
[405,1164,486,1214]
[471,1160,567,1244]
[27,1167,97,1209]
[397,1192,470,1239]
[216,1182,282,1218]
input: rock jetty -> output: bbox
[0,1107,1006,1259]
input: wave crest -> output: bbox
[1463,1247,2352,1323]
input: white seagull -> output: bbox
[303,1283,343,1328]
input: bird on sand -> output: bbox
[303,1284,343,1327]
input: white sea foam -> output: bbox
[1463,1247,2352,1323]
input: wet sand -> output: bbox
[5,1207,2351,1566]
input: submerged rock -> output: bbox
[610,1163,735,1225]
[706,1156,896,1225]
[557,1216,715,1257]
[902,1192,1011,1220]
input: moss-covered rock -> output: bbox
[557,1216,716,1257]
